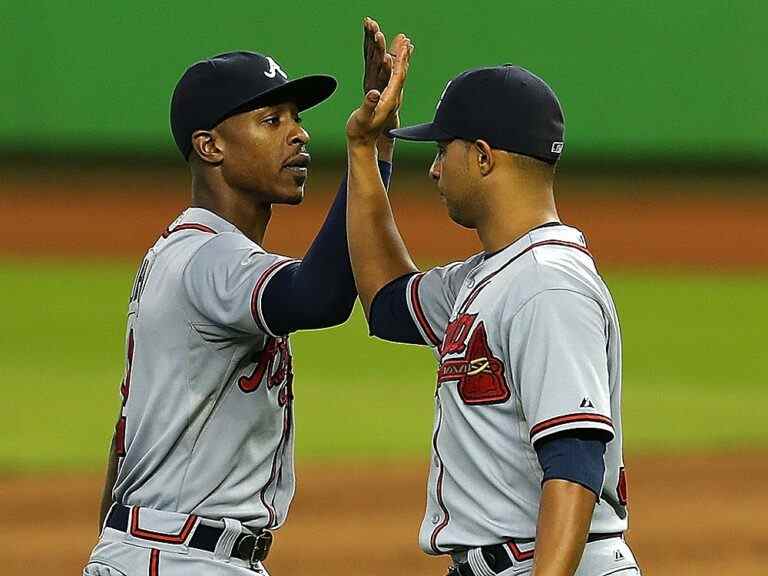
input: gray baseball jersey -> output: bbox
[113,207,298,530]
[405,224,628,554]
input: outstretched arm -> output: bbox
[346,33,417,317]
[260,18,398,334]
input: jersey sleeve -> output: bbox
[404,260,475,347]
[182,232,297,335]
[509,289,615,445]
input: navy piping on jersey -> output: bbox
[161,223,216,238]
[250,259,298,335]
[260,161,393,335]
[429,400,451,553]
[410,273,442,346]
[259,401,292,527]
[149,548,160,576]
[530,412,614,442]
[482,221,562,260]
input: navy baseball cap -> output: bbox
[390,65,564,164]
[171,51,337,159]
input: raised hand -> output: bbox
[363,17,393,95]
[347,33,414,147]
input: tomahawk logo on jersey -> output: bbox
[437,317,509,405]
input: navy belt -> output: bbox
[451,533,623,576]
[105,504,272,568]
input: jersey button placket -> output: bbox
[431,513,440,525]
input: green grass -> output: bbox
[1,260,766,471]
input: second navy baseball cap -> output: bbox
[171,51,337,159]
[390,65,565,164]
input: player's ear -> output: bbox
[191,129,224,165]
[473,139,494,176]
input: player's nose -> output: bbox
[290,125,310,147]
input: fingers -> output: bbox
[363,17,375,61]
[380,35,414,109]
[383,53,394,76]
[365,16,381,37]
[389,32,410,57]
[363,16,387,74]
[361,90,381,117]
[375,31,386,56]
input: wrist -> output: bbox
[376,135,395,163]
[347,141,378,159]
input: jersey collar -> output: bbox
[480,223,588,267]
[174,207,246,236]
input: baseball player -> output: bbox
[345,44,641,575]
[83,19,399,576]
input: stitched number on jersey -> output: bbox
[617,466,628,505]
[239,337,294,406]
[438,317,510,405]
[440,313,477,357]
[116,328,135,457]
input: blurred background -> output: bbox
[1,2,766,575]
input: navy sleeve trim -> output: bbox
[379,160,393,189]
[369,272,427,344]
[535,430,607,498]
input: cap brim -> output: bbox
[388,122,452,142]
[261,75,338,111]
[221,75,337,123]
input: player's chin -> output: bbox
[446,204,476,229]
[273,173,306,205]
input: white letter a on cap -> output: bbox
[264,56,288,80]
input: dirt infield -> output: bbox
[2,454,767,576]
[1,167,767,268]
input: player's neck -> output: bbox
[475,183,559,254]
[191,175,271,245]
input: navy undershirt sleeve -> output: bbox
[261,161,392,335]
[369,272,425,344]
[535,430,608,498]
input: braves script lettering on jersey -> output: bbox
[405,224,635,572]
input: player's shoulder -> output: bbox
[430,252,485,278]
[157,207,265,256]
[526,225,596,282]
[419,252,484,295]
[489,224,604,299]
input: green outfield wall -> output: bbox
[5,1,766,162]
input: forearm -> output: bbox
[532,479,596,576]
[262,161,392,334]
[98,433,119,532]
[347,143,417,317]
[376,133,395,163]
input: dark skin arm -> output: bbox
[347,30,417,317]
[531,479,597,576]
[98,431,120,531]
